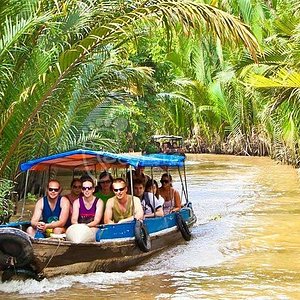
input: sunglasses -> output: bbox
[99,180,111,184]
[161,179,169,184]
[82,186,93,191]
[113,186,126,192]
[48,187,59,192]
[72,185,82,189]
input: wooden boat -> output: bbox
[143,135,185,155]
[0,149,196,281]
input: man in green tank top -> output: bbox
[104,178,143,224]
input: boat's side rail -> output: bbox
[0,208,194,242]
[96,208,192,241]
[0,221,30,230]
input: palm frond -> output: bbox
[249,69,300,88]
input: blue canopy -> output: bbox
[20,149,185,171]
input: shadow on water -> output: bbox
[1,154,300,299]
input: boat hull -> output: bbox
[0,208,196,279]
[32,229,180,277]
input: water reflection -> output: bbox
[1,154,300,299]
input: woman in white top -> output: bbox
[142,179,164,218]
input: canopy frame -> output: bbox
[19,149,188,220]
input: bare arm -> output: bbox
[172,189,181,212]
[133,196,144,220]
[155,206,164,217]
[46,197,70,229]
[104,198,115,224]
[71,198,80,224]
[30,198,43,228]
[87,199,104,227]
[144,206,164,218]
[117,217,133,223]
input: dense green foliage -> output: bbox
[1,0,299,191]
[130,0,300,166]
[0,0,260,181]
[0,179,14,224]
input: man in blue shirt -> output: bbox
[26,179,70,237]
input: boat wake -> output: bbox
[0,269,188,295]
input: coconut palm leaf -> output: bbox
[0,0,260,177]
[250,69,300,88]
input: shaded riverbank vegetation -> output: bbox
[1,0,299,189]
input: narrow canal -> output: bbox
[1,154,300,299]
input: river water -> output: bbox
[1,154,300,299]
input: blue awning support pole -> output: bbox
[166,168,172,206]
[129,165,135,214]
[20,170,30,220]
[177,166,187,203]
[150,167,156,217]
[48,165,52,182]
[129,165,134,196]
[183,163,189,204]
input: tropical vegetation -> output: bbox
[0,0,299,206]
[0,179,14,224]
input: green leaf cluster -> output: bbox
[0,0,260,180]
[0,179,14,224]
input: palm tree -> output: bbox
[0,0,259,178]
[243,0,300,164]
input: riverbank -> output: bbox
[184,134,300,169]
[1,154,300,299]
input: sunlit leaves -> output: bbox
[0,0,260,178]
[250,69,300,88]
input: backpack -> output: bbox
[143,193,155,214]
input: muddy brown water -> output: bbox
[1,154,300,299]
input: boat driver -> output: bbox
[26,179,70,237]
[104,178,143,224]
